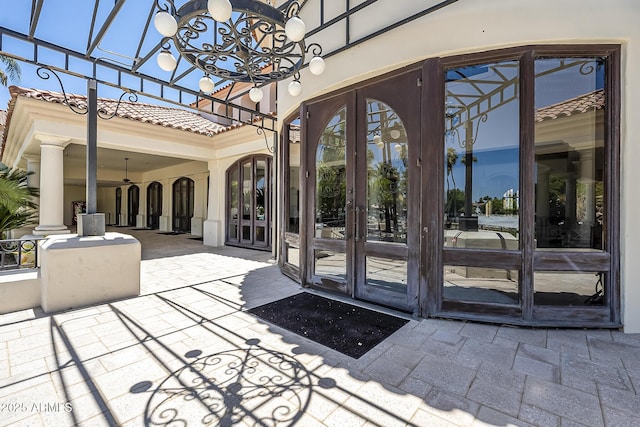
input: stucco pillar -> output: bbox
[159,179,172,232]
[203,160,222,246]
[191,173,206,236]
[33,136,70,236]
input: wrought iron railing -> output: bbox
[0,238,43,271]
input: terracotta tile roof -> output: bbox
[536,89,604,122]
[7,86,229,137]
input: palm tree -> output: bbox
[0,165,38,239]
[0,55,21,86]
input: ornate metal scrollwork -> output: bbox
[36,66,138,119]
[163,0,321,84]
[257,126,275,153]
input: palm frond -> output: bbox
[0,55,22,85]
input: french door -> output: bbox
[147,181,162,230]
[304,69,421,313]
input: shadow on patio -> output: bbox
[1,228,639,426]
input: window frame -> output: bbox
[435,45,620,325]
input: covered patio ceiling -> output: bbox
[0,0,459,129]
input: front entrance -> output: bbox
[297,45,619,327]
[304,69,421,313]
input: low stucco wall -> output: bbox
[39,232,141,313]
[0,270,40,314]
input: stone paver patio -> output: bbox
[1,228,639,426]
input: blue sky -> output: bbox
[0,0,205,109]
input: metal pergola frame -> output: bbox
[1,0,459,128]
[0,0,459,234]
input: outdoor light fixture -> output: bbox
[199,74,215,92]
[153,0,325,97]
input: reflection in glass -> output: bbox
[242,162,251,220]
[255,226,265,242]
[314,250,346,283]
[534,58,605,251]
[366,257,407,294]
[288,118,301,234]
[366,99,408,244]
[534,271,604,306]
[286,244,299,268]
[256,160,266,220]
[315,107,347,240]
[444,264,519,304]
[444,61,520,248]
[230,169,239,220]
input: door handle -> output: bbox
[355,206,361,241]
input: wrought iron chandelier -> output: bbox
[153,0,326,102]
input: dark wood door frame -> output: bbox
[147,181,162,230]
[296,44,621,327]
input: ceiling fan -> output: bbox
[121,157,137,184]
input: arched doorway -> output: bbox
[147,182,162,230]
[173,177,194,233]
[127,185,140,227]
[226,155,272,250]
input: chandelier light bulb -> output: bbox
[288,80,302,97]
[373,134,383,148]
[308,56,325,75]
[249,87,264,103]
[199,75,215,93]
[208,0,233,22]
[390,128,401,140]
[154,11,178,37]
[394,143,403,153]
[285,16,306,42]
[157,50,177,71]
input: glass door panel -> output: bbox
[533,57,608,309]
[228,168,239,240]
[315,108,347,241]
[242,161,252,243]
[359,99,409,303]
[305,92,353,295]
[354,69,421,313]
[441,60,521,310]
[313,106,348,284]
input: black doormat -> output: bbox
[157,231,184,235]
[248,292,409,358]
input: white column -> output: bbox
[203,160,222,246]
[191,173,206,236]
[33,137,70,235]
[159,178,172,231]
